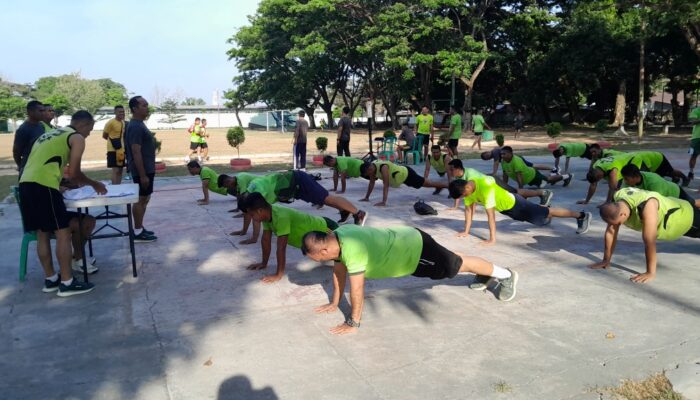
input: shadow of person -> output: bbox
[217,375,278,400]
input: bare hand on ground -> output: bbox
[373,201,386,207]
[246,263,267,270]
[314,303,338,314]
[631,272,655,283]
[261,274,282,284]
[576,199,588,205]
[330,323,357,335]
[240,238,257,245]
[229,229,245,236]
[589,260,610,269]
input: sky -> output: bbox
[0,0,261,105]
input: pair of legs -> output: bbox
[396,144,411,162]
[200,142,209,160]
[132,195,151,230]
[294,143,307,169]
[471,133,483,150]
[107,152,125,184]
[448,139,459,157]
[186,143,202,161]
[37,229,73,281]
[111,167,123,184]
[68,214,96,262]
[337,140,350,157]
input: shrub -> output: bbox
[316,136,328,153]
[226,127,246,158]
[383,129,396,138]
[545,122,562,138]
[595,119,608,133]
[495,133,505,147]
[151,132,162,154]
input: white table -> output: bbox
[64,184,140,282]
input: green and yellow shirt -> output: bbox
[19,127,76,190]
[621,171,680,199]
[463,175,516,212]
[373,160,408,187]
[614,188,693,241]
[263,204,331,248]
[334,157,363,178]
[502,155,536,185]
[200,166,227,195]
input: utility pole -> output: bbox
[637,1,646,142]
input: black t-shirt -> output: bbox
[14,120,45,171]
[339,116,352,141]
[125,119,156,174]
[491,147,502,162]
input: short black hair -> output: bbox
[620,164,641,178]
[195,117,201,121]
[552,148,563,158]
[448,159,464,169]
[241,192,271,213]
[301,231,330,256]
[217,174,232,187]
[298,110,305,117]
[359,161,373,178]
[590,143,602,151]
[586,168,601,183]
[43,103,53,109]
[128,96,143,112]
[342,106,350,114]
[448,179,467,199]
[27,100,43,112]
[71,110,94,123]
[431,145,441,151]
[114,105,124,111]
[322,155,335,165]
[501,146,513,153]
[187,160,200,169]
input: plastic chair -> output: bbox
[379,137,397,161]
[13,186,35,282]
[406,135,424,165]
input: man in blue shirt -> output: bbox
[12,100,45,175]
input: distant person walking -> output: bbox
[337,106,352,156]
[200,118,210,161]
[688,105,700,181]
[447,106,462,157]
[125,95,158,242]
[102,105,127,184]
[415,106,434,160]
[471,109,490,151]
[513,110,524,139]
[12,100,45,175]
[185,117,203,162]
[294,110,308,171]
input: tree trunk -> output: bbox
[463,87,473,131]
[670,87,682,127]
[303,106,317,129]
[637,19,645,142]
[234,108,243,127]
[612,80,626,127]
[419,63,433,108]
[681,90,692,125]
[681,23,700,60]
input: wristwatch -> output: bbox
[345,318,360,328]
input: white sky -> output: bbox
[0,0,261,104]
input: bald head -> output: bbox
[599,201,629,225]
[301,231,339,261]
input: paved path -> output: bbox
[1,149,698,399]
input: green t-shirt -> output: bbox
[335,225,423,279]
[428,153,447,174]
[247,171,295,204]
[19,127,76,190]
[235,172,258,196]
[373,160,408,187]
[454,167,486,181]
[631,151,663,173]
[614,187,693,241]
[416,114,433,135]
[200,166,227,195]
[602,149,625,158]
[334,157,363,178]
[690,107,700,140]
[190,124,202,143]
[41,121,53,132]
[593,153,637,177]
[262,204,330,248]
[621,171,680,199]
[450,114,462,139]
[472,114,486,133]
[462,175,516,212]
[559,143,587,158]
[501,155,536,185]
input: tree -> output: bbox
[158,98,186,126]
[181,97,206,106]
[42,94,71,118]
[50,73,106,114]
[224,76,259,127]
[96,78,129,106]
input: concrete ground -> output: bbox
[1,149,698,399]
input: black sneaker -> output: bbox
[338,210,351,223]
[563,173,574,187]
[141,227,155,236]
[681,175,690,187]
[432,188,443,195]
[134,231,157,242]
[353,210,368,226]
[43,277,60,293]
[57,280,95,297]
[576,212,592,234]
[689,172,695,181]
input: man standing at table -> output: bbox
[18,111,106,296]
[125,96,157,242]
[103,105,127,184]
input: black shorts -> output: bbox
[684,206,700,239]
[412,229,463,280]
[132,173,155,197]
[474,131,483,136]
[107,151,124,168]
[417,133,430,146]
[403,166,425,189]
[293,171,329,206]
[679,188,696,207]
[691,139,700,157]
[190,142,201,150]
[581,144,592,160]
[528,171,547,187]
[18,182,71,232]
[654,156,675,178]
[437,171,446,177]
[448,139,459,149]
[200,142,208,149]
[501,194,550,226]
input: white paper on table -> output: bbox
[63,186,136,200]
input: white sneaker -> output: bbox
[71,258,98,274]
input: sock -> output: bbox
[491,265,511,280]
[61,278,73,286]
[47,273,58,282]
[135,228,143,235]
[578,212,585,219]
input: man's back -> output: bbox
[339,116,352,140]
[295,119,308,143]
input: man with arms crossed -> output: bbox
[125,96,157,242]
[592,187,700,283]
[304,225,519,335]
[18,111,107,296]
[242,192,339,283]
